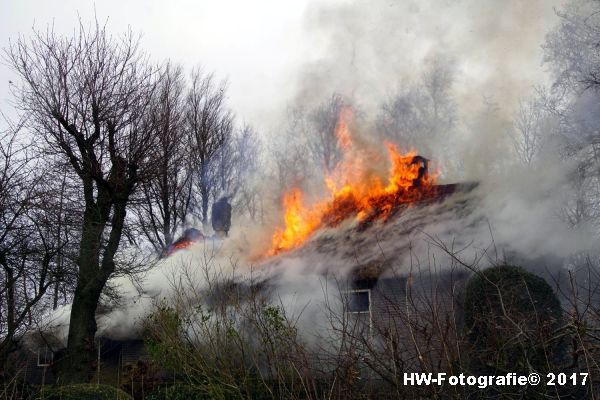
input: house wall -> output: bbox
[344,270,470,379]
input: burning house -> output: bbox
[21,107,548,390]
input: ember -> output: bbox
[163,228,205,257]
[268,108,439,256]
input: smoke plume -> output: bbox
[34,0,599,349]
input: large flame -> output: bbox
[268,108,438,256]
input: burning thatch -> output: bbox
[260,180,481,281]
[265,107,474,259]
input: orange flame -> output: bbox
[267,108,438,256]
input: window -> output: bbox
[345,289,372,334]
[37,347,53,367]
[348,290,370,313]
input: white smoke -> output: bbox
[36,174,594,347]
[33,0,599,350]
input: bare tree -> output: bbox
[307,93,347,173]
[377,56,456,156]
[507,98,549,165]
[134,63,193,253]
[270,107,313,195]
[542,1,600,232]
[185,69,234,228]
[44,165,79,310]
[543,0,600,94]
[0,126,75,370]
[212,124,262,219]
[269,94,352,199]
[5,21,160,381]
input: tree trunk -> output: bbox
[200,162,210,227]
[60,279,103,383]
[60,170,131,382]
[60,186,112,382]
[0,336,17,373]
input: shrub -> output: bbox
[462,265,573,398]
[463,265,565,374]
[37,384,132,400]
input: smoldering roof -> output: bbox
[258,182,482,281]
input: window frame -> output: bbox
[37,347,53,367]
[345,288,373,334]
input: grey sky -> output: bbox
[1,0,565,138]
[0,0,324,131]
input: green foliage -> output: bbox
[260,305,297,344]
[144,305,183,371]
[37,384,132,400]
[145,383,211,400]
[262,306,285,332]
[142,300,303,399]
